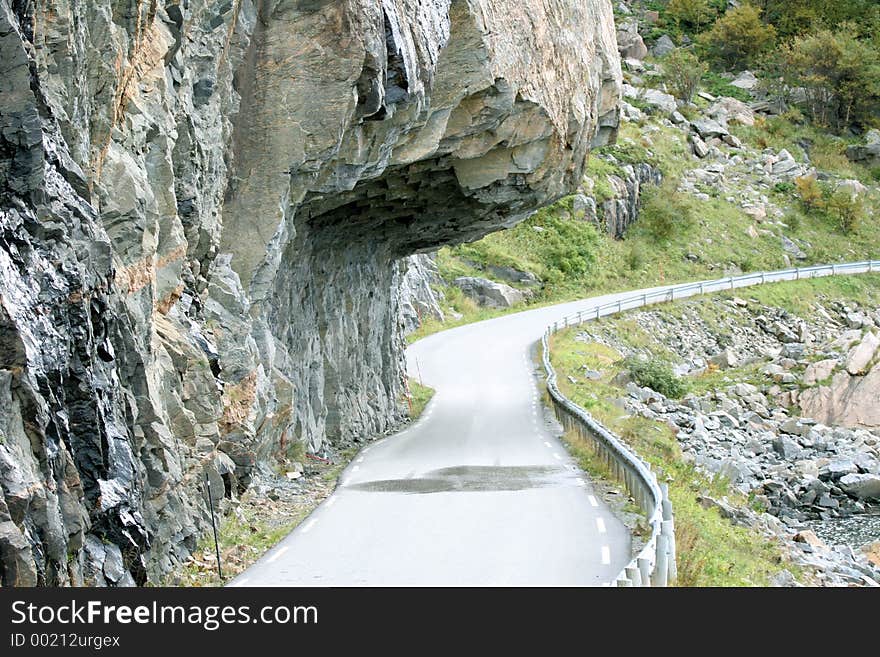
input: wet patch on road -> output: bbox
[349,465,579,494]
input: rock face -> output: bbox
[0,1,620,585]
[593,163,663,238]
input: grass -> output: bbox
[407,379,435,420]
[547,329,792,586]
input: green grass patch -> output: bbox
[407,379,435,420]
[547,329,792,586]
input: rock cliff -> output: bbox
[0,1,620,585]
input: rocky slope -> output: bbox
[571,290,880,585]
[0,1,620,585]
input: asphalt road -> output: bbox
[230,288,673,587]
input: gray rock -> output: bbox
[820,460,859,481]
[652,35,676,57]
[691,118,729,140]
[730,70,759,91]
[838,474,880,500]
[773,436,802,460]
[453,277,527,309]
[781,235,807,260]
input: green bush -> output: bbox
[667,0,720,32]
[625,356,689,399]
[779,26,880,132]
[824,188,865,234]
[637,180,696,243]
[663,49,708,103]
[699,4,776,69]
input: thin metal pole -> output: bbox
[205,473,224,581]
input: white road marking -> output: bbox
[352,465,360,472]
[601,546,611,565]
[596,517,607,534]
[543,441,552,448]
[230,578,249,587]
[552,452,561,460]
[575,478,585,487]
[589,495,599,507]
[302,519,317,534]
[356,457,364,463]
[266,546,289,563]
[325,496,337,508]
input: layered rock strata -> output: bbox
[0,1,620,585]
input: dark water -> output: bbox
[810,512,880,550]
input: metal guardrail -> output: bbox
[541,260,880,586]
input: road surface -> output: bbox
[230,288,672,586]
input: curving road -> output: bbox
[229,285,684,587]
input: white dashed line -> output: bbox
[575,478,585,487]
[601,546,611,565]
[356,457,364,463]
[543,441,552,448]
[301,519,317,534]
[266,546,289,564]
[552,452,561,460]
[596,517,607,534]
[352,465,360,472]
[589,495,599,507]
[325,496,337,508]
[230,578,249,587]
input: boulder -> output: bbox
[617,23,648,60]
[652,35,676,57]
[453,277,526,309]
[781,235,807,260]
[730,70,759,91]
[845,331,879,375]
[691,135,709,158]
[838,473,880,500]
[691,118,729,140]
[803,359,837,385]
[622,85,678,114]
[710,347,738,369]
[708,97,756,127]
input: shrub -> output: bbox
[794,175,824,212]
[779,26,880,132]
[666,0,720,32]
[699,4,776,69]
[637,180,696,243]
[663,49,708,103]
[824,188,865,234]
[624,356,689,399]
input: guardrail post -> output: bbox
[699,283,704,295]
[642,294,647,306]
[653,534,669,587]
[663,519,678,584]
[832,264,837,275]
[729,276,734,289]
[595,307,600,320]
[761,272,765,284]
[795,268,800,280]
[638,557,652,587]
[626,565,643,587]
[618,300,622,313]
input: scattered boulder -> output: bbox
[617,23,648,60]
[730,70,758,91]
[452,277,526,309]
[781,235,807,260]
[845,332,879,375]
[708,97,756,127]
[652,34,676,57]
[804,359,837,385]
[691,118,729,140]
[838,474,880,500]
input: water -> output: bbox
[810,512,880,550]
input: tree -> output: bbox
[780,26,880,131]
[663,49,708,103]
[699,4,776,69]
[666,0,720,33]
